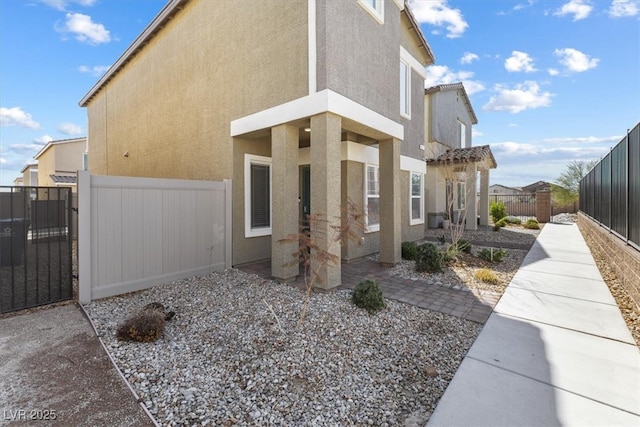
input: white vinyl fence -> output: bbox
[78,171,231,303]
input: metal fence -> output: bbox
[0,186,74,313]
[580,122,640,250]
[489,193,537,220]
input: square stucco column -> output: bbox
[465,164,478,230]
[271,124,299,282]
[379,138,401,265]
[479,169,490,226]
[310,113,342,289]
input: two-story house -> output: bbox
[424,82,496,229]
[33,137,86,191]
[79,0,434,288]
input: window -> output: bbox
[458,119,467,148]
[400,61,411,118]
[366,165,380,231]
[358,0,384,24]
[244,154,272,237]
[457,181,466,210]
[410,172,424,224]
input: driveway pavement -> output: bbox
[0,303,154,426]
[427,222,640,427]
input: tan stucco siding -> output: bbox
[54,142,85,173]
[85,0,308,181]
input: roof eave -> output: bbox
[403,1,435,65]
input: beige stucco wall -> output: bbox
[37,140,84,188]
[85,0,308,181]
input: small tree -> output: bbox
[439,160,473,251]
[279,199,363,326]
[553,159,597,204]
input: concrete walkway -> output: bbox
[427,223,640,427]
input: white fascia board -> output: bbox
[393,0,404,10]
[400,155,426,173]
[230,89,403,141]
[400,46,427,79]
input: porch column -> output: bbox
[379,138,401,265]
[465,164,478,230]
[479,169,490,226]
[310,112,342,289]
[271,124,299,282]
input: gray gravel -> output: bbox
[84,269,482,426]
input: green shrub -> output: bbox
[443,244,459,263]
[504,216,522,225]
[490,201,507,224]
[456,239,472,254]
[496,218,508,228]
[415,243,444,273]
[478,248,508,263]
[524,219,540,229]
[474,268,499,285]
[493,223,501,232]
[351,279,386,314]
[401,241,419,261]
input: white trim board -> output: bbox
[230,89,404,141]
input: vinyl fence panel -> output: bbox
[78,171,231,303]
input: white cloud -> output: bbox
[483,81,553,113]
[554,0,593,21]
[554,48,599,72]
[59,13,110,45]
[460,52,479,64]
[425,65,485,94]
[542,135,622,144]
[409,0,468,38]
[609,0,640,17]
[504,51,537,73]
[58,122,83,135]
[35,135,54,144]
[78,65,110,77]
[0,107,40,129]
[41,0,97,11]
[548,68,560,76]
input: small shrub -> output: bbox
[474,268,499,285]
[490,201,507,224]
[443,244,459,263]
[456,239,472,254]
[352,279,386,314]
[478,248,508,263]
[401,241,418,261]
[496,218,508,228]
[504,216,522,225]
[415,243,444,273]
[493,223,501,232]
[524,219,540,229]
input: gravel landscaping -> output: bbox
[84,271,482,426]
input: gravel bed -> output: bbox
[84,269,482,426]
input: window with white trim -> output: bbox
[457,181,466,210]
[400,60,411,118]
[410,172,424,224]
[244,154,272,238]
[366,165,380,231]
[458,119,467,148]
[358,0,384,24]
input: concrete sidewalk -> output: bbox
[427,222,640,427]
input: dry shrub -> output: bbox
[474,268,499,285]
[116,302,175,342]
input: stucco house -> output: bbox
[424,83,496,229]
[490,184,523,195]
[20,164,38,186]
[33,137,86,191]
[79,0,435,288]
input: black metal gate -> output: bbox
[0,186,73,313]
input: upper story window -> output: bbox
[458,119,467,148]
[358,0,384,24]
[400,60,411,118]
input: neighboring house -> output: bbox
[13,177,24,186]
[79,0,435,288]
[522,180,551,193]
[424,83,496,229]
[20,164,38,186]
[490,184,522,195]
[33,137,86,191]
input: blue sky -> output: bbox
[1,0,639,187]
